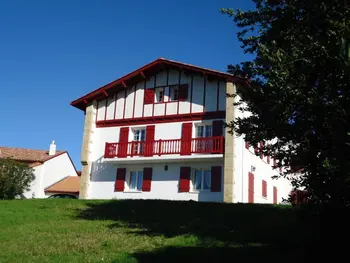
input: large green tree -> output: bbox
[221,0,350,206]
[0,158,35,199]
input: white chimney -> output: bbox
[49,140,56,156]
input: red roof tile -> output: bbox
[0,147,65,163]
[45,176,80,193]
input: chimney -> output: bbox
[49,140,56,156]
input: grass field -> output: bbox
[0,199,316,263]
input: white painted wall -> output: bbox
[89,161,223,202]
[233,95,293,204]
[40,153,77,198]
[22,153,78,198]
[95,69,226,121]
[22,164,44,199]
[87,80,293,204]
[92,119,225,162]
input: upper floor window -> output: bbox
[169,86,179,101]
[155,87,164,103]
[192,168,211,191]
[128,170,143,191]
[132,128,146,155]
[196,124,213,138]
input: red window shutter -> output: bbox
[142,167,153,192]
[179,166,191,192]
[211,166,222,192]
[273,186,278,204]
[267,155,270,164]
[178,84,189,101]
[245,141,249,149]
[212,120,223,136]
[118,127,129,158]
[145,125,155,157]
[144,89,155,104]
[262,180,267,197]
[248,172,254,203]
[260,141,264,159]
[115,168,126,192]
[273,156,277,168]
[180,123,192,155]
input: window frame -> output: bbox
[126,170,143,192]
[169,85,179,101]
[131,127,146,155]
[195,123,213,138]
[155,87,165,103]
[191,168,211,192]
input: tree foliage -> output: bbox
[0,158,35,199]
[221,0,350,206]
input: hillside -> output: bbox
[0,199,313,263]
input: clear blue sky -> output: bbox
[0,0,254,170]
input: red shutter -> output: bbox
[260,141,264,159]
[245,141,249,149]
[144,89,155,104]
[118,127,129,158]
[273,186,278,204]
[142,167,152,192]
[180,123,192,155]
[145,125,155,157]
[262,180,267,197]
[248,172,254,203]
[115,168,126,192]
[212,120,223,136]
[211,166,222,192]
[267,155,270,164]
[178,84,188,101]
[273,156,277,168]
[179,167,191,192]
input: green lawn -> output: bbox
[0,199,315,263]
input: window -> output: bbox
[128,170,143,191]
[192,169,211,191]
[133,128,146,155]
[169,85,179,101]
[195,124,213,152]
[196,124,212,138]
[155,87,164,102]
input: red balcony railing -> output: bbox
[104,136,224,158]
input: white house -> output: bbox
[71,58,292,203]
[0,141,79,198]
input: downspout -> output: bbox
[241,110,245,203]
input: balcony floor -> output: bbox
[103,153,223,165]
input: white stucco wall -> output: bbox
[40,153,77,198]
[95,69,226,121]
[233,95,293,204]
[89,161,224,202]
[22,164,44,199]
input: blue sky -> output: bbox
[0,0,255,169]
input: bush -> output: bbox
[0,158,35,199]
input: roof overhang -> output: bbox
[70,57,249,111]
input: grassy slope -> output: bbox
[0,199,310,263]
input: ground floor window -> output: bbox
[128,170,143,191]
[192,168,211,191]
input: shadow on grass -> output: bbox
[77,200,320,262]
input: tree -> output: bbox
[221,0,350,206]
[0,158,35,199]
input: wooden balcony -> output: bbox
[104,136,224,158]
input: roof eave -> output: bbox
[70,58,249,111]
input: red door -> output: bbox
[248,172,254,203]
